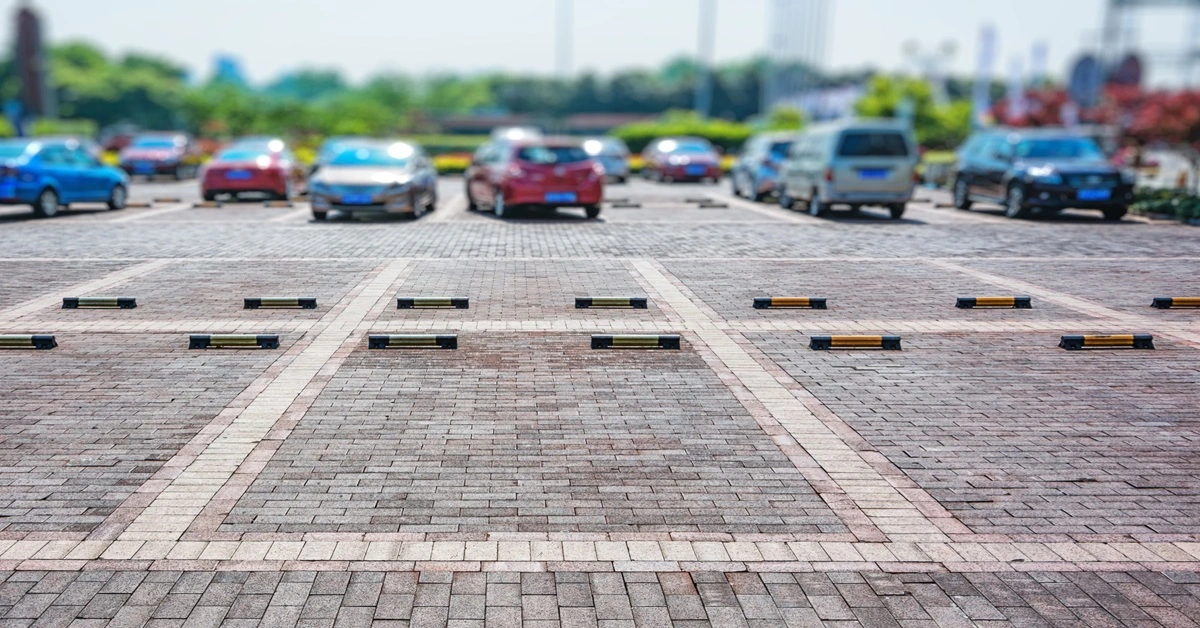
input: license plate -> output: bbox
[341,193,374,205]
[1078,188,1111,201]
[685,165,706,176]
[858,169,889,180]
[225,170,252,180]
[544,192,577,203]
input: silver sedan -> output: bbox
[308,140,438,221]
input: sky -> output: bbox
[1,0,1190,85]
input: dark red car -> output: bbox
[200,140,303,202]
[118,132,198,179]
[641,136,722,183]
[465,138,604,219]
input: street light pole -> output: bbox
[556,0,573,78]
[694,0,716,118]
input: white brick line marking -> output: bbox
[0,259,174,322]
[17,537,1193,570]
[268,205,315,223]
[717,194,816,224]
[107,202,193,223]
[630,259,950,543]
[117,260,410,542]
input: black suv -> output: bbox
[951,129,1134,220]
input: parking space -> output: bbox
[0,333,285,533]
[0,260,137,311]
[665,259,1092,322]
[220,333,842,536]
[377,260,670,324]
[960,259,1200,320]
[15,260,374,324]
[750,330,1200,536]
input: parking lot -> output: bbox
[0,176,1199,626]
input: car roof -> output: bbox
[806,118,914,133]
[509,136,584,148]
[753,132,797,141]
[984,127,1093,140]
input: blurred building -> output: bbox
[13,1,56,123]
[763,0,830,116]
[212,54,249,86]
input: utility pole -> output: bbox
[694,0,716,118]
[556,0,573,78]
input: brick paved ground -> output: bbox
[0,179,1198,625]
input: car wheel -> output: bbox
[778,188,795,210]
[33,188,59,217]
[1004,184,1030,219]
[731,174,743,198]
[425,190,437,211]
[466,187,478,211]
[585,205,601,219]
[952,177,973,210]
[808,192,827,217]
[889,203,906,220]
[1103,207,1127,221]
[752,179,769,202]
[616,176,627,184]
[312,211,327,221]
[493,192,508,218]
[202,191,217,202]
[107,184,128,210]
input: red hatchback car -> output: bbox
[200,140,303,202]
[642,136,722,183]
[465,139,604,219]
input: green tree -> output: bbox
[855,75,971,149]
[266,69,348,102]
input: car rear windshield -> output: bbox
[769,141,793,158]
[836,131,910,157]
[668,142,713,154]
[131,138,180,149]
[1015,138,1105,160]
[216,149,268,162]
[329,144,412,167]
[516,146,590,165]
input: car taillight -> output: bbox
[824,168,834,182]
[912,169,922,184]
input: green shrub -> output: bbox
[31,119,99,138]
[612,110,753,154]
[1130,186,1200,221]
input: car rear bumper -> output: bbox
[1023,183,1134,209]
[310,193,416,214]
[505,182,603,206]
[661,164,721,180]
[122,161,180,175]
[823,188,913,204]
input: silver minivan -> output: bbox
[778,119,918,219]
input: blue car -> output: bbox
[0,138,131,217]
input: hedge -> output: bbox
[1130,187,1200,222]
[611,116,754,154]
